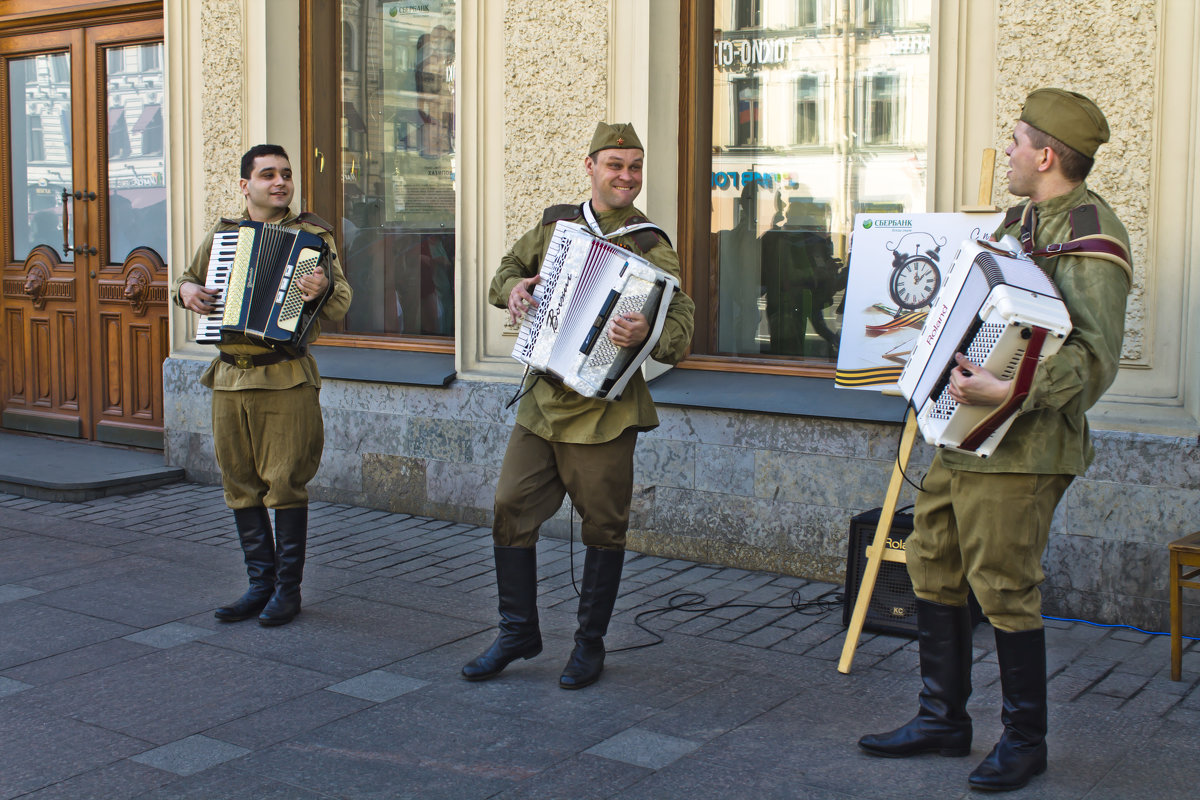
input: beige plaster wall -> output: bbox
[200,0,246,224]
[992,0,1156,361]
[502,1,611,247]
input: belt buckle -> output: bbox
[234,354,253,369]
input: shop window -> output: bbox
[303,1,457,344]
[25,115,45,162]
[859,71,900,146]
[793,73,820,146]
[735,0,763,29]
[859,0,897,31]
[688,0,931,370]
[733,77,762,147]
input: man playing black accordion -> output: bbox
[173,144,352,627]
[462,122,694,689]
[858,90,1132,793]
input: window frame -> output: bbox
[298,0,455,355]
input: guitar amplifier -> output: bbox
[842,507,919,636]
[842,507,984,637]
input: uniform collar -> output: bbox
[1030,182,1089,219]
[240,206,297,225]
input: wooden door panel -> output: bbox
[1,245,84,436]
[1,14,166,446]
[92,245,165,446]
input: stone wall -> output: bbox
[163,356,1200,633]
[503,1,610,245]
[200,0,246,223]
[993,0,1156,361]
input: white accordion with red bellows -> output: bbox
[512,221,678,401]
[898,239,1072,457]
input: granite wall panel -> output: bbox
[163,352,1196,630]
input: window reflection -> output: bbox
[10,53,72,262]
[710,0,931,361]
[340,1,456,337]
[106,42,166,264]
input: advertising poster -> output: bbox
[835,211,1002,391]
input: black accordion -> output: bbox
[196,221,331,355]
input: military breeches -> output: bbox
[212,385,323,510]
[492,424,638,550]
[906,455,1073,632]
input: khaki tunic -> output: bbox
[171,208,352,508]
[172,209,353,391]
[940,182,1131,476]
[489,204,695,444]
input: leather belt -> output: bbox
[219,351,297,369]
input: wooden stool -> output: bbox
[1169,531,1200,681]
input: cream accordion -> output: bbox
[195,221,331,355]
[512,220,679,401]
[898,239,1072,457]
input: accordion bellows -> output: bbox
[512,221,679,401]
[195,221,331,355]
[898,239,1072,457]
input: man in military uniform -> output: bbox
[173,144,352,627]
[462,122,695,689]
[858,89,1132,792]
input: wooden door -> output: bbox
[0,17,167,448]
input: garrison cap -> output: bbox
[588,122,643,157]
[1019,88,1110,158]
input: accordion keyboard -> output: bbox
[195,231,241,344]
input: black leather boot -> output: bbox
[559,547,624,690]
[259,507,307,627]
[858,599,973,757]
[214,507,276,622]
[968,627,1047,792]
[462,546,542,680]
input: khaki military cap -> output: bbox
[589,122,643,156]
[1019,88,1110,158]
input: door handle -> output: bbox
[60,188,72,257]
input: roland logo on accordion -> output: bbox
[897,238,1072,457]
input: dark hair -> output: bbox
[240,144,290,179]
[1025,127,1093,183]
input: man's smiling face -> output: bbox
[586,148,644,213]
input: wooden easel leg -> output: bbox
[838,408,919,674]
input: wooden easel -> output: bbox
[837,149,999,674]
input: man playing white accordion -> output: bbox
[462,122,694,689]
[859,89,1132,793]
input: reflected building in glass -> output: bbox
[105,42,166,264]
[10,53,72,262]
[339,0,457,338]
[709,0,931,361]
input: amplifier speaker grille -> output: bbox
[842,507,919,637]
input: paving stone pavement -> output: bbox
[1,481,1198,799]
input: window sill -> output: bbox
[310,345,455,387]
[647,367,908,423]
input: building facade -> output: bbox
[7,1,1194,632]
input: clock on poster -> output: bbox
[887,232,946,310]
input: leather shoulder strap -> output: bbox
[542,204,582,226]
[625,214,671,251]
[296,211,334,233]
[1030,234,1132,285]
